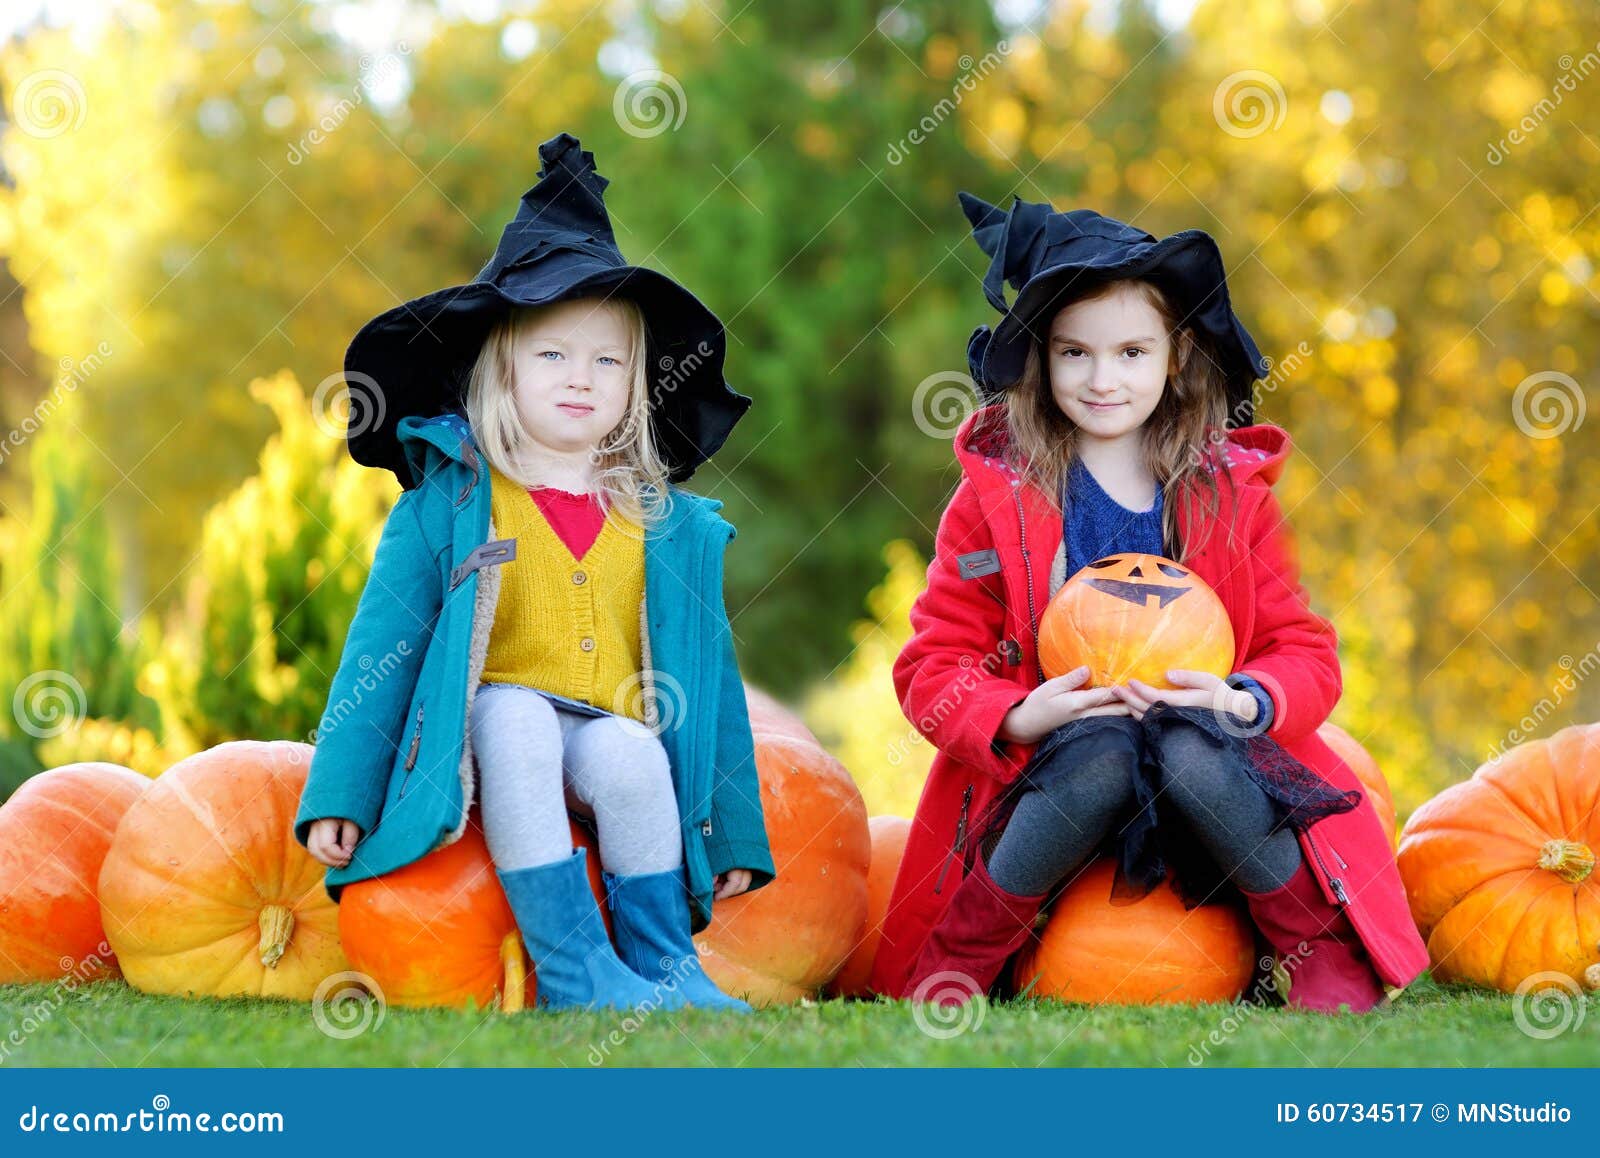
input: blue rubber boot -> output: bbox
[603,865,754,1013]
[497,848,672,1012]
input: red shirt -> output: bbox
[528,487,605,559]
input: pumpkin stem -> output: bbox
[258,905,295,969]
[499,931,526,1014]
[1536,840,1596,884]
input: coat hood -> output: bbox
[951,403,1291,496]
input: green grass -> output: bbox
[1,973,1594,1067]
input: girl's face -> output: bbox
[508,296,635,460]
[1045,282,1182,439]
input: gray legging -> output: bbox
[469,683,684,874]
[985,717,1302,896]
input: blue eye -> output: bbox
[539,350,563,361]
[598,355,621,366]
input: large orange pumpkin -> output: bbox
[829,815,911,997]
[1038,553,1234,689]
[695,699,871,1005]
[1318,722,1397,848]
[338,811,605,1011]
[98,740,349,1000]
[1396,723,1600,992]
[0,763,149,984]
[744,684,817,745]
[1013,859,1257,1005]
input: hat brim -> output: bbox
[978,230,1267,425]
[344,264,747,486]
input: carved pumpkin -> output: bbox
[695,700,871,1005]
[1318,722,1397,849]
[338,811,605,1010]
[98,741,349,1000]
[829,815,911,997]
[1014,859,1257,1005]
[1396,723,1600,992]
[1038,553,1234,688]
[0,763,149,984]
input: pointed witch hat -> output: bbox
[342,131,747,486]
[958,193,1268,425]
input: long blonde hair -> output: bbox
[464,295,673,527]
[999,277,1244,562]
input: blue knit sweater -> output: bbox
[1060,457,1274,735]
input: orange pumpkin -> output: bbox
[1396,723,1600,992]
[338,811,605,1011]
[744,684,817,745]
[0,763,149,984]
[1014,859,1257,1005]
[1038,553,1234,689]
[829,815,911,997]
[1318,722,1397,849]
[98,740,349,1000]
[695,710,871,1005]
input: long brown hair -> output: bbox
[999,277,1245,562]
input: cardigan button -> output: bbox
[572,571,587,585]
[579,637,595,652]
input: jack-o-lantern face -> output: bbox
[1038,553,1235,689]
[1081,555,1197,610]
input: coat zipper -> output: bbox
[934,784,975,894]
[1307,833,1348,903]
[402,700,425,784]
[1009,480,1044,686]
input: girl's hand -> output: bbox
[1113,670,1257,724]
[997,665,1133,746]
[306,817,362,868]
[713,869,752,900]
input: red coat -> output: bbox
[869,405,1429,998]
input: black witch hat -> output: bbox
[342,132,748,487]
[958,193,1269,425]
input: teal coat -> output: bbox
[293,411,776,931]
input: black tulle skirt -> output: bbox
[966,702,1362,911]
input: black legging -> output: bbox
[985,716,1303,897]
